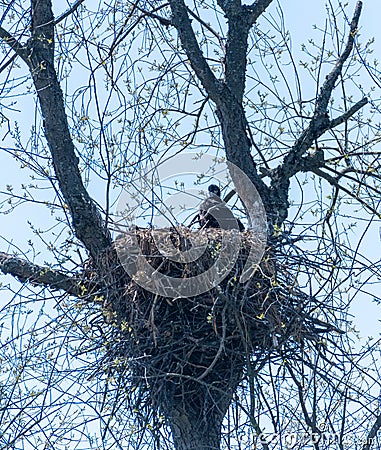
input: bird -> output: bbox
[196,184,245,231]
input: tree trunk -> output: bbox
[168,408,223,450]
[156,351,244,450]
[162,380,236,450]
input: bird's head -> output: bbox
[208,184,221,197]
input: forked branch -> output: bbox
[222,0,274,102]
[275,1,364,181]
[168,0,272,214]
[269,2,366,226]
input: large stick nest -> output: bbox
[84,227,337,406]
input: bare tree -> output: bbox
[1,1,381,449]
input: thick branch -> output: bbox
[278,1,363,177]
[275,97,368,183]
[217,0,273,21]
[31,0,54,44]
[25,0,112,258]
[268,96,368,227]
[0,1,112,258]
[224,11,251,103]
[219,0,273,102]
[216,100,271,212]
[168,0,222,101]
[315,1,363,116]
[0,0,86,69]
[216,0,230,12]
[0,251,84,297]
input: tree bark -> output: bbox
[166,404,223,450]
[161,366,242,450]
